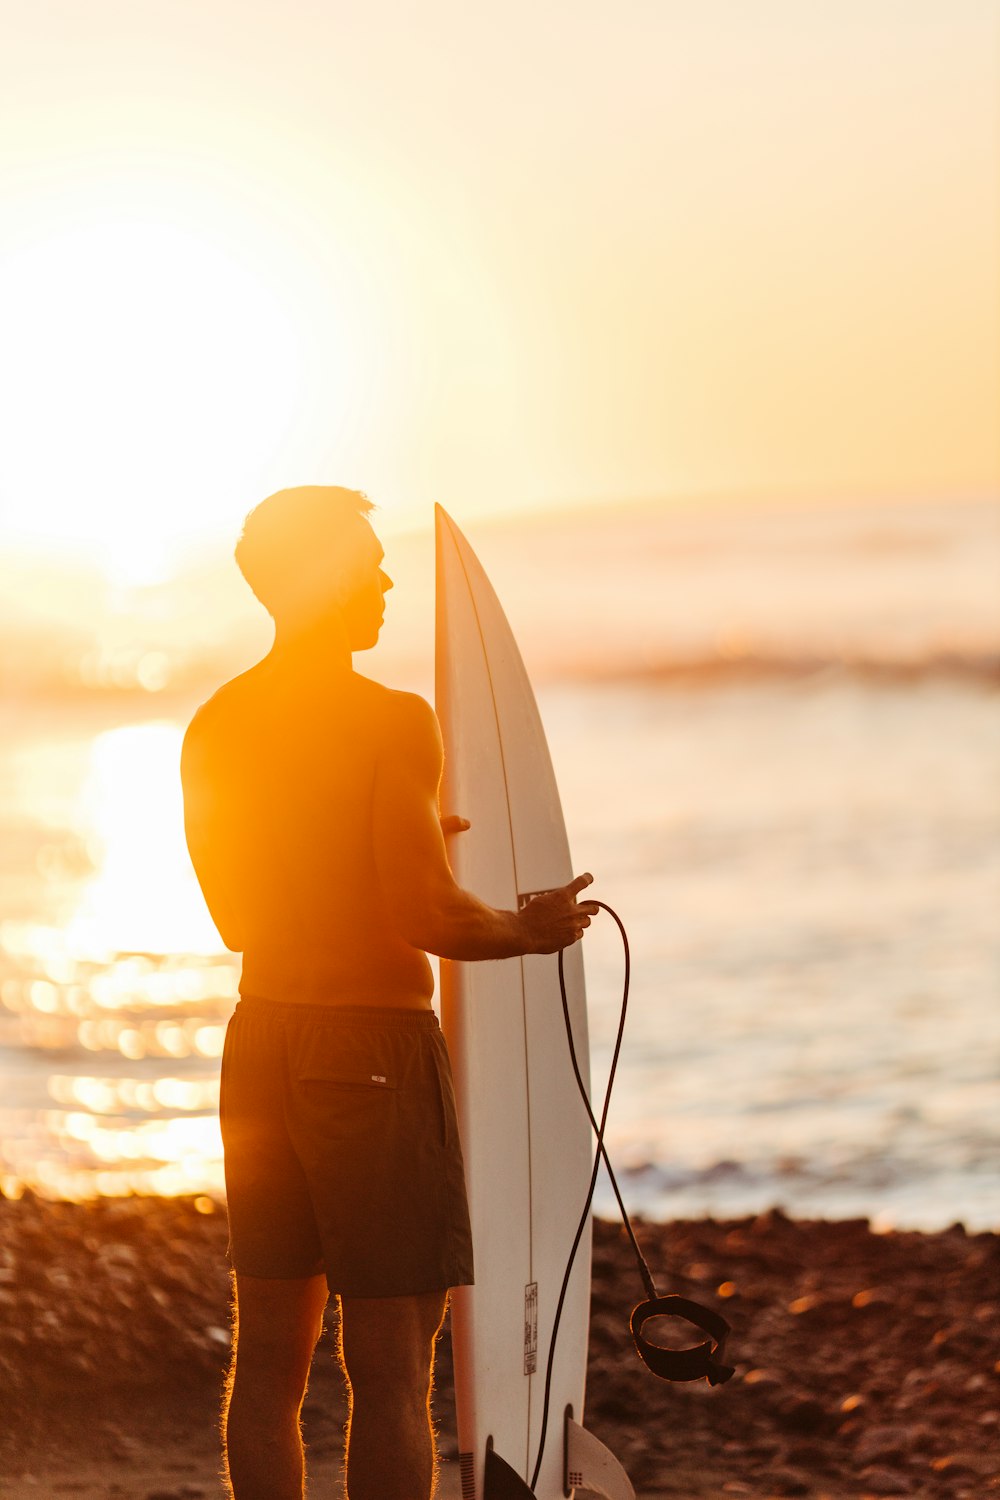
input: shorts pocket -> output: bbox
[292,1030,401,1141]
[297,1069,398,1090]
[294,1025,401,1090]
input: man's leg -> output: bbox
[338,1289,449,1500]
[223,1272,329,1500]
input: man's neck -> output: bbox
[270,614,353,676]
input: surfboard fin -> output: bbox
[483,1444,537,1499]
[564,1416,635,1500]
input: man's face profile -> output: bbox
[340,518,393,651]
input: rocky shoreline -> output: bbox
[2,1192,997,1498]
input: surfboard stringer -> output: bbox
[479,1419,635,1500]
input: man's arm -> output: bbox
[180,714,245,953]
[372,693,597,960]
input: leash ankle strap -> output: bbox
[630,1295,735,1386]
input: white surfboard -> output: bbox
[435,507,633,1500]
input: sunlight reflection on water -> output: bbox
[69,721,222,959]
[0,718,237,1199]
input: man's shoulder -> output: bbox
[350,677,440,762]
[182,669,259,759]
[353,675,436,728]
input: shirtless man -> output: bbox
[180,486,598,1500]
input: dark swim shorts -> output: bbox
[220,995,474,1297]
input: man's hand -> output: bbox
[518,873,600,954]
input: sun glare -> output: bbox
[0,219,322,582]
[68,721,223,957]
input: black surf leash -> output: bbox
[530,900,734,1492]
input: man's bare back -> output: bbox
[182,659,440,1009]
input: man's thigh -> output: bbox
[339,1290,449,1392]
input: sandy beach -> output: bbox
[2,1193,996,1499]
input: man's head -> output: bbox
[235,485,392,650]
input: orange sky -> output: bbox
[0,0,997,580]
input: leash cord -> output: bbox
[529,899,653,1490]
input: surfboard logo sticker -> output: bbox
[524,1282,538,1375]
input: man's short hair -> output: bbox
[235,485,374,619]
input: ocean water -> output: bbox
[1,497,998,1228]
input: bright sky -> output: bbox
[0,0,997,581]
